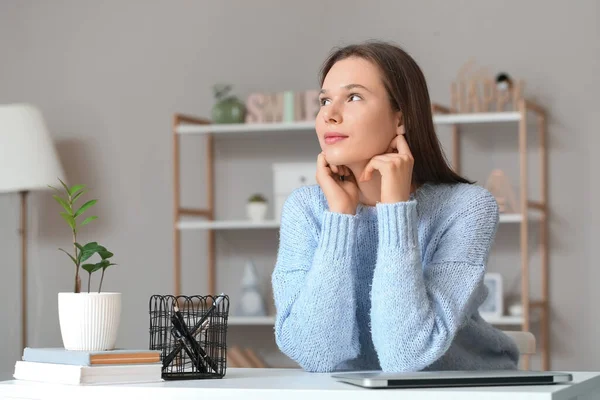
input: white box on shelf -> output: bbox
[272,162,317,221]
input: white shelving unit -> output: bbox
[172,100,549,369]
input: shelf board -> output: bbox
[177,121,314,135]
[175,112,522,135]
[177,213,539,230]
[226,315,523,326]
[177,219,281,230]
[483,315,524,325]
[228,316,276,325]
[499,212,542,223]
[433,112,521,124]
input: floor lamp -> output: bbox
[0,104,66,352]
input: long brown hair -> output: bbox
[319,40,472,185]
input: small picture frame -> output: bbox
[479,273,503,319]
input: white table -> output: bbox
[1,368,599,400]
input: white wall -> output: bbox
[0,0,598,378]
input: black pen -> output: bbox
[190,294,225,333]
[162,328,197,370]
[169,307,208,372]
[185,294,225,373]
[169,325,207,372]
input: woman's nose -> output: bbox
[323,103,343,124]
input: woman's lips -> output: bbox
[324,133,348,145]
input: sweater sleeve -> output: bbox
[271,188,360,372]
[370,190,499,372]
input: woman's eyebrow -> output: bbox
[319,84,372,95]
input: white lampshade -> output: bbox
[0,103,66,193]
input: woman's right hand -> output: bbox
[316,152,359,215]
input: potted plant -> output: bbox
[50,179,120,351]
[246,194,268,222]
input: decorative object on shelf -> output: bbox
[211,84,246,124]
[479,273,504,319]
[450,60,524,113]
[508,302,524,317]
[484,169,519,213]
[272,162,317,221]
[149,294,230,380]
[237,260,267,317]
[283,91,295,123]
[50,178,120,351]
[0,103,66,352]
[245,90,320,123]
[302,89,320,120]
[246,193,268,221]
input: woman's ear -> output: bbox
[396,112,405,135]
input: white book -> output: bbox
[13,361,163,385]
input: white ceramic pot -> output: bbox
[246,202,267,222]
[58,292,122,351]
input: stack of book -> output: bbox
[226,346,268,368]
[14,347,163,385]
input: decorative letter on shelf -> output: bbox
[244,90,321,123]
[450,59,525,113]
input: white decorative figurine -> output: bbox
[237,260,267,317]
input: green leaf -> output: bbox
[75,242,85,251]
[74,199,97,218]
[48,185,61,192]
[98,259,111,269]
[69,184,86,196]
[72,189,88,204]
[60,212,76,230]
[52,195,72,214]
[78,242,105,263]
[82,263,102,274]
[82,242,100,251]
[81,216,98,226]
[58,248,77,265]
[58,178,70,195]
[103,262,117,270]
[79,250,96,264]
[97,250,113,260]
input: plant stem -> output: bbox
[98,268,105,293]
[71,193,80,293]
[87,272,91,293]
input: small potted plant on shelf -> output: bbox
[50,178,120,351]
[246,193,268,222]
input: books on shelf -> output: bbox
[14,347,163,385]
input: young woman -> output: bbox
[271,41,520,373]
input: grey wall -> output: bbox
[0,0,598,377]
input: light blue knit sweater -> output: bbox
[272,182,520,373]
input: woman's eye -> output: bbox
[319,98,330,106]
[349,94,361,101]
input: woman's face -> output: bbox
[316,56,401,167]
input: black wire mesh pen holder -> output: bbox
[149,294,230,380]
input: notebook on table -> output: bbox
[331,370,573,389]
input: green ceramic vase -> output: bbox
[211,84,246,124]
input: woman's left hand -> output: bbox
[359,134,414,203]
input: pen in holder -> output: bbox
[149,294,230,380]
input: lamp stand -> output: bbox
[19,190,29,352]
